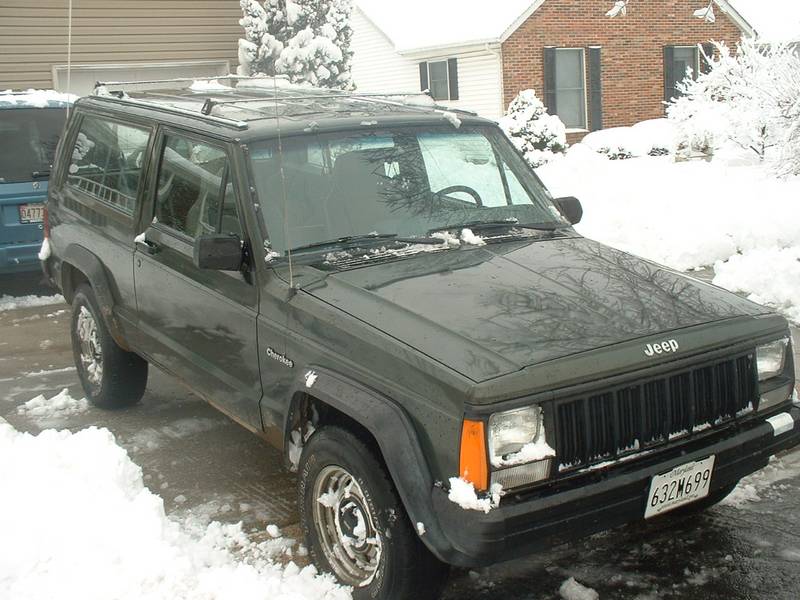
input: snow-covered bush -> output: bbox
[581,119,676,160]
[237,0,354,89]
[668,39,800,165]
[499,89,567,167]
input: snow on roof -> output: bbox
[730,0,800,43]
[356,0,538,53]
[0,89,77,109]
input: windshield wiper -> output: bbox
[429,220,565,234]
[290,233,441,254]
[31,170,50,179]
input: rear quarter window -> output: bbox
[66,114,150,216]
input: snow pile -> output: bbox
[447,478,503,514]
[721,452,800,509]
[0,88,77,107]
[499,89,567,167]
[0,294,65,312]
[537,145,800,321]
[581,119,676,159]
[37,238,52,261]
[0,421,350,600]
[189,79,233,92]
[16,388,88,420]
[713,248,800,324]
[493,437,555,468]
[559,577,599,600]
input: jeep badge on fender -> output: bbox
[644,339,679,357]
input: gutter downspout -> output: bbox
[485,42,505,121]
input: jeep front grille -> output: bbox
[555,353,758,471]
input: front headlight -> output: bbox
[757,337,790,382]
[488,405,554,489]
[488,406,540,461]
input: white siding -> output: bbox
[351,9,420,96]
[351,8,505,120]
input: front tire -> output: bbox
[70,284,148,409]
[299,426,449,600]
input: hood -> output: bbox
[304,236,770,382]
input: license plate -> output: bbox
[644,455,715,519]
[19,203,45,224]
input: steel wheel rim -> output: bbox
[312,464,383,587]
[76,305,102,391]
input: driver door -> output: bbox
[133,129,262,426]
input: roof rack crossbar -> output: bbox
[94,74,287,88]
[92,94,249,130]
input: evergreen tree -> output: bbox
[237,0,354,89]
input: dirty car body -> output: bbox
[0,94,70,275]
[42,82,798,580]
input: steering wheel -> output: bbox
[435,185,483,207]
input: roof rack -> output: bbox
[91,94,249,130]
[94,74,277,89]
[198,90,432,115]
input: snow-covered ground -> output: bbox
[537,135,800,324]
[0,294,64,312]
[0,418,350,600]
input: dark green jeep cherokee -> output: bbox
[42,78,798,599]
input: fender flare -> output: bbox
[61,244,128,349]
[288,367,458,563]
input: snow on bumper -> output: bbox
[428,408,800,567]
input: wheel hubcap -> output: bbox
[76,305,102,390]
[312,465,383,587]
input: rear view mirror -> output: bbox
[193,234,243,271]
[554,196,583,225]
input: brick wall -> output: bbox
[501,0,744,140]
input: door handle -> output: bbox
[136,239,160,255]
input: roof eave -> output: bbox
[397,40,502,59]
[714,0,756,37]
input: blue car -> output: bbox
[0,91,71,275]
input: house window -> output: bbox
[665,46,700,101]
[419,59,459,101]
[554,49,587,130]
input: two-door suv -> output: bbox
[42,77,798,599]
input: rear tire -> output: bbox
[299,426,449,600]
[70,284,148,409]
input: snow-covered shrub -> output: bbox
[237,0,354,89]
[668,39,800,163]
[581,119,677,160]
[499,90,567,167]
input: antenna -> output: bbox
[66,0,73,118]
[271,77,294,289]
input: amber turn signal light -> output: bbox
[459,419,488,491]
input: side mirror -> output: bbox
[193,233,243,271]
[554,196,583,225]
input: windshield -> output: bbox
[249,125,565,254]
[0,108,67,183]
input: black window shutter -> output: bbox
[419,62,429,93]
[447,58,459,101]
[588,47,602,131]
[701,42,714,74]
[664,46,675,104]
[544,47,557,114]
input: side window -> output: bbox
[155,135,241,239]
[67,115,150,215]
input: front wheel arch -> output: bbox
[281,368,456,564]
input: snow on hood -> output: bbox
[0,89,77,108]
[356,0,536,52]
